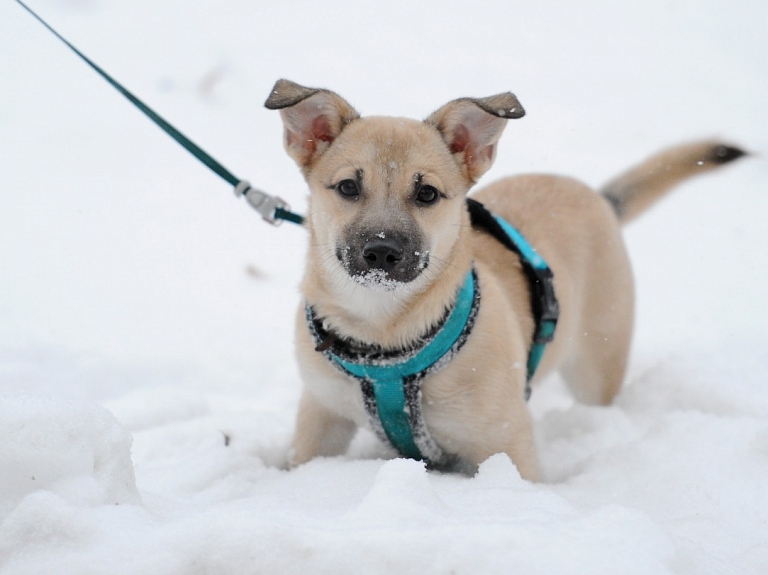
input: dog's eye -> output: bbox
[416,185,440,205]
[336,179,360,199]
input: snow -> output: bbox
[1,0,767,573]
[352,269,405,291]
[0,395,138,517]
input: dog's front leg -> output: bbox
[498,416,542,482]
[290,391,357,466]
[474,419,542,481]
[450,404,542,481]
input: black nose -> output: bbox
[362,238,404,272]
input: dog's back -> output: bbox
[469,140,746,405]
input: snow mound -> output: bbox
[0,395,139,519]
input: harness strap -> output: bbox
[307,270,480,467]
[466,198,560,397]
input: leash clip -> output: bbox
[235,180,289,226]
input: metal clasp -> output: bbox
[234,180,290,226]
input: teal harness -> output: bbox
[307,199,559,468]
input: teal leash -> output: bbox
[14,0,304,227]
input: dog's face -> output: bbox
[305,116,467,291]
[265,80,524,293]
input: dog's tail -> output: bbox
[600,140,747,224]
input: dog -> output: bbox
[265,79,745,480]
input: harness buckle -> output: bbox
[530,266,559,341]
[235,180,290,226]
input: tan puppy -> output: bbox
[265,79,745,480]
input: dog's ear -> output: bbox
[265,79,360,169]
[426,93,524,183]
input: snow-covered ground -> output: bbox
[1,0,767,573]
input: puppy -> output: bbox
[265,79,745,480]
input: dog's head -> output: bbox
[265,79,524,293]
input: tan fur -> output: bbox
[265,79,745,480]
[601,140,746,223]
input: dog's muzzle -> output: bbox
[336,230,428,289]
